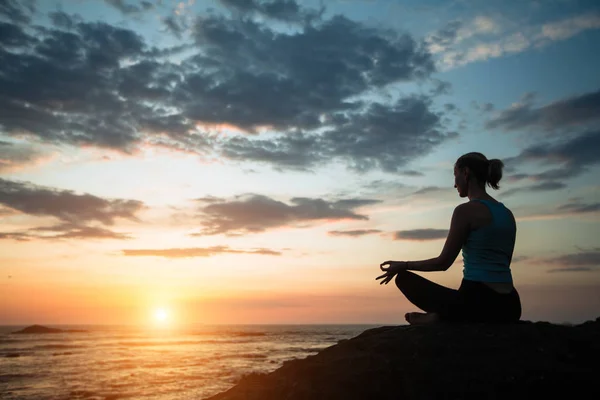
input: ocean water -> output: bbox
[0,324,377,399]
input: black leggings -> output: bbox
[395,270,521,323]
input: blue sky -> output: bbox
[1,0,599,325]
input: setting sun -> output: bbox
[154,308,169,323]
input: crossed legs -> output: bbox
[394,270,460,325]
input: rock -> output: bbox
[11,325,87,334]
[205,318,600,400]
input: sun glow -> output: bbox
[154,307,169,323]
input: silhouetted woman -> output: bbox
[376,152,522,325]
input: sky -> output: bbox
[1,0,599,326]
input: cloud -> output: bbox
[190,194,380,236]
[547,267,593,273]
[544,251,600,273]
[393,229,448,241]
[122,245,281,258]
[185,15,435,134]
[501,181,567,197]
[0,178,144,225]
[486,88,600,131]
[0,140,54,172]
[220,95,457,173]
[432,12,600,69]
[556,201,600,214]
[538,13,600,42]
[32,223,132,240]
[516,199,600,221]
[0,232,31,241]
[104,0,153,15]
[328,229,382,237]
[0,178,143,241]
[0,3,453,174]
[412,186,447,196]
[502,130,600,184]
[218,0,322,24]
[0,0,35,24]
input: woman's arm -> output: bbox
[405,204,470,272]
[378,204,471,284]
[406,203,469,271]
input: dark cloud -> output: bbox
[321,96,456,173]
[0,179,142,242]
[0,178,144,225]
[31,223,131,240]
[0,3,446,173]
[504,130,600,182]
[427,20,462,48]
[486,88,600,131]
[122,245,281,258]
[0,0,35,24]
[401,170,425,177]
[162,15,186,39]
[190,194,380,236]
[0,223,132,241]
[444,103,457,112]
[394,229,448,241]
[547,267,593,273]
[430,79,452,96]
[412,186,446,195]
[471,101,494,112]
[220,132,324,171]
[328,229,382,237]
[220,95,455,173]
[0,20,35,46]
[104,0,143,15]
[544,251,600,273]
[556,200,600,214]
[0,141,50,172]
[0,232,30,241]
[501,181,567,197]
[218,0,322,23]
[184,15,435,132]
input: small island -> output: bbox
[11,325,88,334]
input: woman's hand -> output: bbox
[376,261,407,285]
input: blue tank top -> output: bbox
[462,199,516,283]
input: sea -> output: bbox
[0,324,378,400]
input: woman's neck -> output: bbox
[467,185,489,201]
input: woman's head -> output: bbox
[454,152,504,197]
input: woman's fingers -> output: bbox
[376,271,396,285]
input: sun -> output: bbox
[154,307,169,323]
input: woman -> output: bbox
[376,152,522,325]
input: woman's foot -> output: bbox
[405,312,440,325]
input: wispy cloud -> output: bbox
[122,245,281,258]
[543,250,600,273]
[430,12,600,69]
[393,229,448,241]
[328,229,382,238]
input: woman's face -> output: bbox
[454,166,468,197]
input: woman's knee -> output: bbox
[394,269,415,289]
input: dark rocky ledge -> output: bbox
[11,325,87,334]
[206,318,600,400]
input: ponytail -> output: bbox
[455,152,504,190]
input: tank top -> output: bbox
[462,199,516,283]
